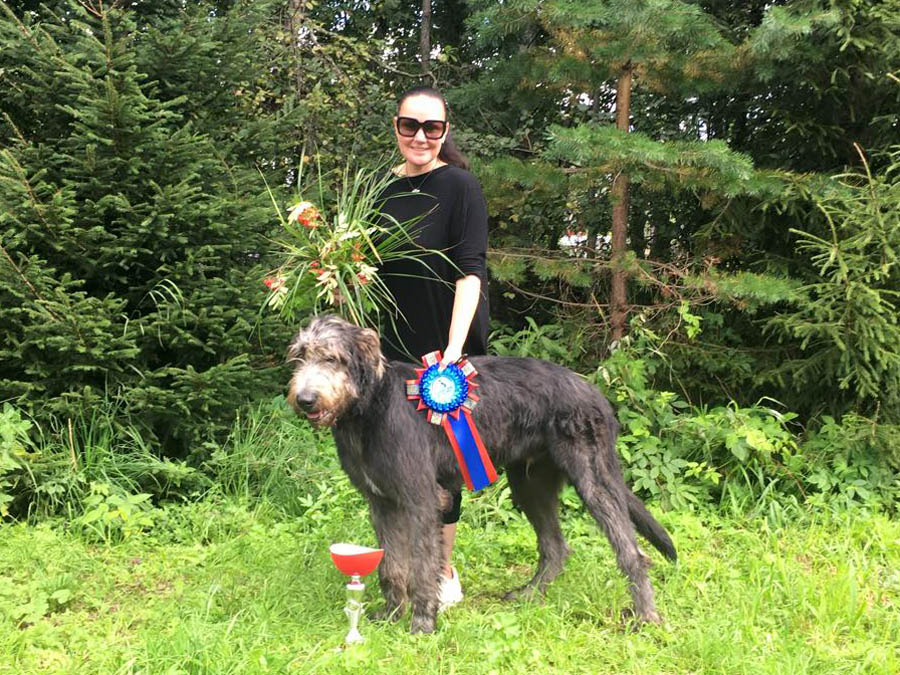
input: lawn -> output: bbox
[1,473,898,674]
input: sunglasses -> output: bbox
[395,116,448,140]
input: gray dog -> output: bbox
[287,315,676,634]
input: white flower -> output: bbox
[357,263,378,278]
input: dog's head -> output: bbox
[286,315,386,427]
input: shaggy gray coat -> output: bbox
[288,316,676,634]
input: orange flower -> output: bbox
[263,276,286,291]
[288,201,321,229]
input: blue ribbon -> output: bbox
[446,412,491,491]
[406,353,497,492]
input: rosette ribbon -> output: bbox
[406,351,498,491]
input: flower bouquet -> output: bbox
[262,161,442,329]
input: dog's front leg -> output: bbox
[406,505,441,634]
[369,497,411,621]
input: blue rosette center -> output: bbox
[419,363,469,413]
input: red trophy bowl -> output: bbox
[329,543,384,577]
[329,543,384,644]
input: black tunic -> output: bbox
[377,165,490,362]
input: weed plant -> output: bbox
[0,403,205,524]
[201,396,339,516]
[594,313,900,515]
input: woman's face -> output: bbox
[394,94,448,171]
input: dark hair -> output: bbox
[396,86,470,171]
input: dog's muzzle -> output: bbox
[294,390,325,423]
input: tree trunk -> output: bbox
[420,0,432,76]
[610,61,632,342]
[285,0,304,94]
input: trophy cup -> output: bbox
[329,543,384,644]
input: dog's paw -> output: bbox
[409,613,436,634]
[620,607,663,630]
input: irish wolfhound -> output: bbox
[288,315,676,634]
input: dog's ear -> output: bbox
[357,326,386,375]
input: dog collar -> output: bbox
[406,352,498,491]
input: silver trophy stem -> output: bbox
[343,575,366,644]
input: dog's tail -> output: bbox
[626,491,677,562]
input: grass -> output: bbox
[1,478,898,674]
[2,401,898,673]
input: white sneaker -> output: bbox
[438,566,463,611]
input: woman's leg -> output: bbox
[441,522,457,577]
[438,491,463,608]
[440,490,462,575]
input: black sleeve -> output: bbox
[449,174,489,279]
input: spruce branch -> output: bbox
[0,0,41,50]
[0,244,62,322]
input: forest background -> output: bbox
[1,1,900,672]
[3,0,899,513]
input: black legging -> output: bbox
[441,490,462,524]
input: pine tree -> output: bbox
[463,0,838,343]
[0,2,289,455]
[765,147,900,421]
[466,0,746,339]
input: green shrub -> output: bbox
[0,3,292,457]
[202,396,338,515]
[800,413,900,512]
[0,400,208,521]
[595,313,899,513]
[765,147,900,422]
[489,317,580,365]
[0,404,35,517]
[596,317,789,509]
[71,481,156,543]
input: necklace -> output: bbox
[408,173,431,194]
[402,160,440,194]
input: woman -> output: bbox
[378,86,490,610]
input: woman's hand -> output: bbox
[441,275,481,369]
[439,344,463,369]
